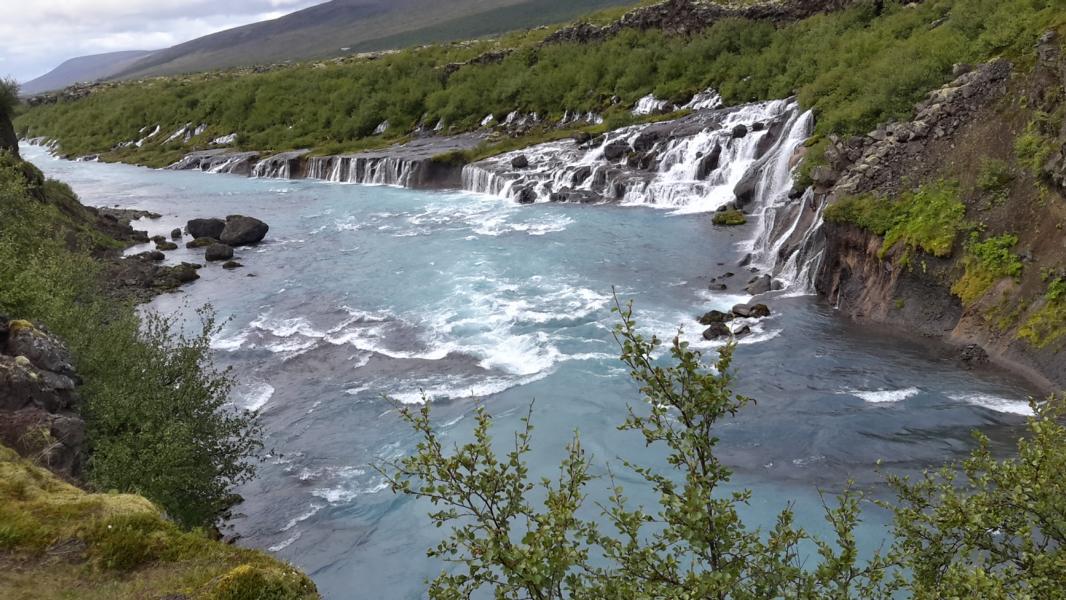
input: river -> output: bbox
[22,142,1037,599]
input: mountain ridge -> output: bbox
[21,51,155,96]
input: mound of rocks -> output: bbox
[0,317,86,481]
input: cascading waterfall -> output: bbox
[460,97,826,294]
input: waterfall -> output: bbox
[462,99,800,211]
[460,98,825,294]
[294,155,423,187]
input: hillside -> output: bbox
[21,51,155,96]
[112,0,638,80]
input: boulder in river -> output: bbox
[702,322,731,340]
[516,187,537,205]
[220,215,269,246]
[222,261,243,270]
[155,241,178,251]
[732,124,749,139]
[205,244,234,262]
[511,155,530,169]
[187,218,225,240]
[698,310,731,325]
[171,228,183,240]
[745,275,773,296]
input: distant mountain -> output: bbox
[21,51,155,95]
[113,0,636,80]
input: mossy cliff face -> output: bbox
[0,444,319,599]
[815,32,1066,390]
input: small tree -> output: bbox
[0,77,18,119]
[386,298,898,598]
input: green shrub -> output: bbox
[1019,276,1066,347]
[0,155,261,529]
[951,233,1024,304]
[977,159,1014,192]
[712,209,747,226]
[213,564,317,600]
[826,181,968,262]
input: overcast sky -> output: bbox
[1,0,325,82]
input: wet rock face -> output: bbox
[0,318,86,481]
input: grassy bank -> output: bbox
[0,445,317,600]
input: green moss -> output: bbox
[951,233,1024,305]
[212,564,318,600]
[712,210,747,226]
[1019,277,1066,348]
[0,444,319,599]
[825,181,968,263]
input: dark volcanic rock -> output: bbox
[0,318,85,481]
[603,141,631,161]
[745,275,773,296]
[220,216,269,246]
[511,155,530,169]
[156,241,178,251]
[187,218,225,240]
[698,310,730,325]
[205,244,235,262]
[171,228,183,240]
[732,124,749,139]
[702,322,730,340]
[516,187,537,205]
[222,261,243,270]
[696,143,722,180]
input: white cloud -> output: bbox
[1,0,324,82]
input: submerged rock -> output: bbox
[205,244,234,262]
[186,237,217,249]
[222,261,243,270]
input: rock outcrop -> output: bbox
[809,37,1066,391]
[0,318,85,481]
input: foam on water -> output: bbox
[238,382,275,412]
[846,388,922,404]
[949,392,1034,416]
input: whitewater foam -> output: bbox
[846,388,921,404]
[948,392,1034,416]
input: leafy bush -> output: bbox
[1019,276,1066,347]
[951,233,1024,305]
[826,181,968,262]
[0,152,261,528]
[388,301,1066,598]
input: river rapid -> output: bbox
[23,142,1038,599]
